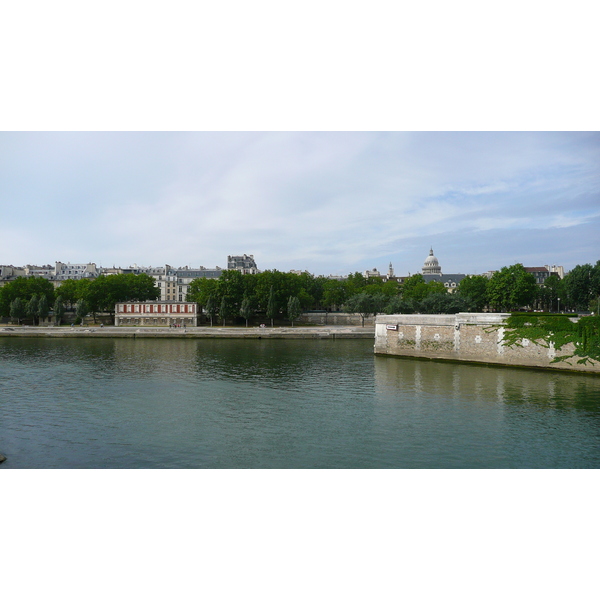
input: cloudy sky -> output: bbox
[1,131,598,277]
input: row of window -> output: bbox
[119,304,196,313]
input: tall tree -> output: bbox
[487,264,537,311]
[457,275,489,311]
[239,296,253,327]
[10,298,26,325]
[186,277,220,312]
[419,293,471,314]
[53,296,65,325]
[56,279,80,309]
[401,274,447,302]
[26,294,39,325]
[205,295,218,327]
[0,277,55,317]
[220,295,230,327]
[346,272,368,297]
[537,274,563,312]
[217,270,245,310]
[266,286,277,327]
[75,299,89,323]
[287,296,302,327]
[344,293,377,327]
[321,279,347,311]
[38,295,50,324]
[383,296,416,314]
[562,263,596,310]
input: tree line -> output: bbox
[0,274,159,324]
[186,262,600,326]
[1,261,598,326]
[185,270,403,325]
[454,262,600,313]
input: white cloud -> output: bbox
[1,132,598,274]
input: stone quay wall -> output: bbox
[299,312,375,327]
[375,313,600,374]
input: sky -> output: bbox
[1,131,599,277]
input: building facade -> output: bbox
[114,302,198,326]
[524,265,565,284]
[227,254,259,274]
[54,261,99,281]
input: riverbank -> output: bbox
[0,324,375,339]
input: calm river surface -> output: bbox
[1,337,599,468]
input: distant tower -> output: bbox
[388,262,394,278]
[422,248,441,275]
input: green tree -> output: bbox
[344,293,377,327]
[56,279,81,309]
[537,274,563,312]
[205,295,218,327]
[401,274,447,302]
[217,270,245,310]
[346,272,367,297]
[487,264,537,311]
[125,273,161,302]
[562,263,597,311]
[321,279,347,311]
[53,296,65,325]
[9,298,26,325]
[379,280,400,297]
[26,294,39,325]
[186,277,220,313]
[38,295,50,324]
[383,296,416,314]
[457,275,489,311]
[0,277,55,317]
[287,296,302,327]
[419,293,471,314]
[592,261,600,314]
[266,286,277,327]
[220,295,230,327]
[75,299,89,324]
[82,274,160,321]
[239,296,253,327]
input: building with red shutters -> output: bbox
[114,302,198,326]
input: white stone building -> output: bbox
[54,261,99,281]
[0,265,26,286]
[422,248,442,275]
[227,254,259,274]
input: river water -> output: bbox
[1,337,599,468]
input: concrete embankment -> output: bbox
[375,313,600,374]
[0,325,375,340]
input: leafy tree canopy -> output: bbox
[457,275,489,311]
[0,277,55,317]
[487,264,537,312]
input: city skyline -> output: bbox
[1,132,599,276]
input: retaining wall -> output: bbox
[299,312,375,326]
[375,313,600,374]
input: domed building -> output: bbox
[420,247,466,292]
[422,248,442,275]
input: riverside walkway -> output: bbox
[0,325,375,339]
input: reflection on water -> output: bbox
[1,338,599,468]
[374,355,600,411]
